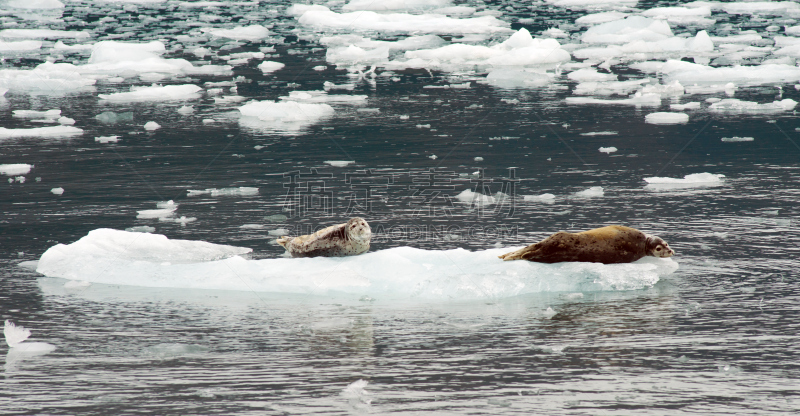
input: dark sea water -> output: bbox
[2,0,800,414]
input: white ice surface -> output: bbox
[342,0,450,11]
[0,164,33,175]
[721,136,754,142]
[296,6,511,35]
[186,187,258,197]
[201,25,272,41]
[573,186,604,198]
[708,98,797,113]
[0,126,83,138]
[645,112,689,125]
[257,61,285,73]
[99,84,202,101]
[4,320,30,348]
[644,172,724,184]
[36,229,679,300]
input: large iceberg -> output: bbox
[36,229,679,300]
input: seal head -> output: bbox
[644,234,674,258]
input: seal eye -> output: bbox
[656,247,662,251]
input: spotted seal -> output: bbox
[498,225,674,264]
[277,217,371,258]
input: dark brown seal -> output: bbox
[277,217,371,258]
[499,225,674,264]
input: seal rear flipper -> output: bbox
[276,236,290,248]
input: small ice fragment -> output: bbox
[144,121,161,131]
[599,146,618,153]
[137,207,176,219]
[670,102,701,110]
[157,200,177,209]
[177,105,194,115]
[239,224,266,229]
[574,186,604,198]
[51,187,64,195]
[645,112,689,125]
[57,116,75,125]
[523,193,556,202]
[0,126,83,138]
[644,172,724,184]
[325,160,355,167]
[399,115,409,119]
[267,228,290,236]
[580,131,617,136]
[0,164,33,176]
[428,154,437,160]
[542,307,557,319]
[95,135,120,143]
[4,320,31,348]
[258,61,285,74]
[313,65,327,71]
[721,136,754,142]
[474,156,484,162]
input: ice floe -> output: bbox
[4,320,56,355]
[644,172,725,189]
[99,84,202,101]
[238,100,335,134]
[295,6,511,35]
[0,126,83,138]
[36,229,679,300]
[186,187,259,197]
[721,136,754,142]
[645,112,689,125]
[201,25,272,41]
[0,164,33,175]
[573,186,604,198]
[708,98,797,113]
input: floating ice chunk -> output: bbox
[36,229,678,300]
[0,62,96,93]
[0,164,33,176]
[186,187,259,197]
[202,25,272,41]
[343,0,450,11]
[580,131,617,136]
[644,172,724,189]
[160,216,197,225]
[641,80,684,96]
[641,6,714,25]
[523,193,556,203]
[296,6,511,35]
[581,16,673,44]
[545,0,638,11]
[573,186,604,198]
[484,69,554,88]
[573,79,648,96]
[327,44,389,66]
[708,98,797,113]
[0,126,83,138]
[0,29,89,39]
[13,110,60,121]
[177,106,194,115]
[325,160,355,167]
[341,379,371,411]
[567,68,617,82]
[599,147,617,153]
[238,100,335,133]
[143,121,161,131]
[267,228,290,236]
[575,12,628,25]
[683,82,736,95]
[239,224,266,230]
[670,102,701,110]
[4,320,31,347]
[58,116,75,125]
[99,85,202,102]
[51,187,64,195]
[566,92,661,106]
[257,61,285,73]
[157,200,177,209]
[645,112,688,125]
[659,60,800,86]
[0,40,43,51]
[710,1,800,15]
[137,207,176,219]
[721,136,754,142]
[89,40,165,64]
[456,189,498,205]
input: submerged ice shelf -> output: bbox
[36,229,678,300]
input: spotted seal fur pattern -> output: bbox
[498,225,674,264]
[277,217,371,258]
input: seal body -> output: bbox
[277,217,371,258]
[499,225,674,264]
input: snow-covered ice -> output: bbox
[0,164,33,176]
[99,85,202,102]
[645,112,689,125]
[0,126,83,138]
[36,229,679,300]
